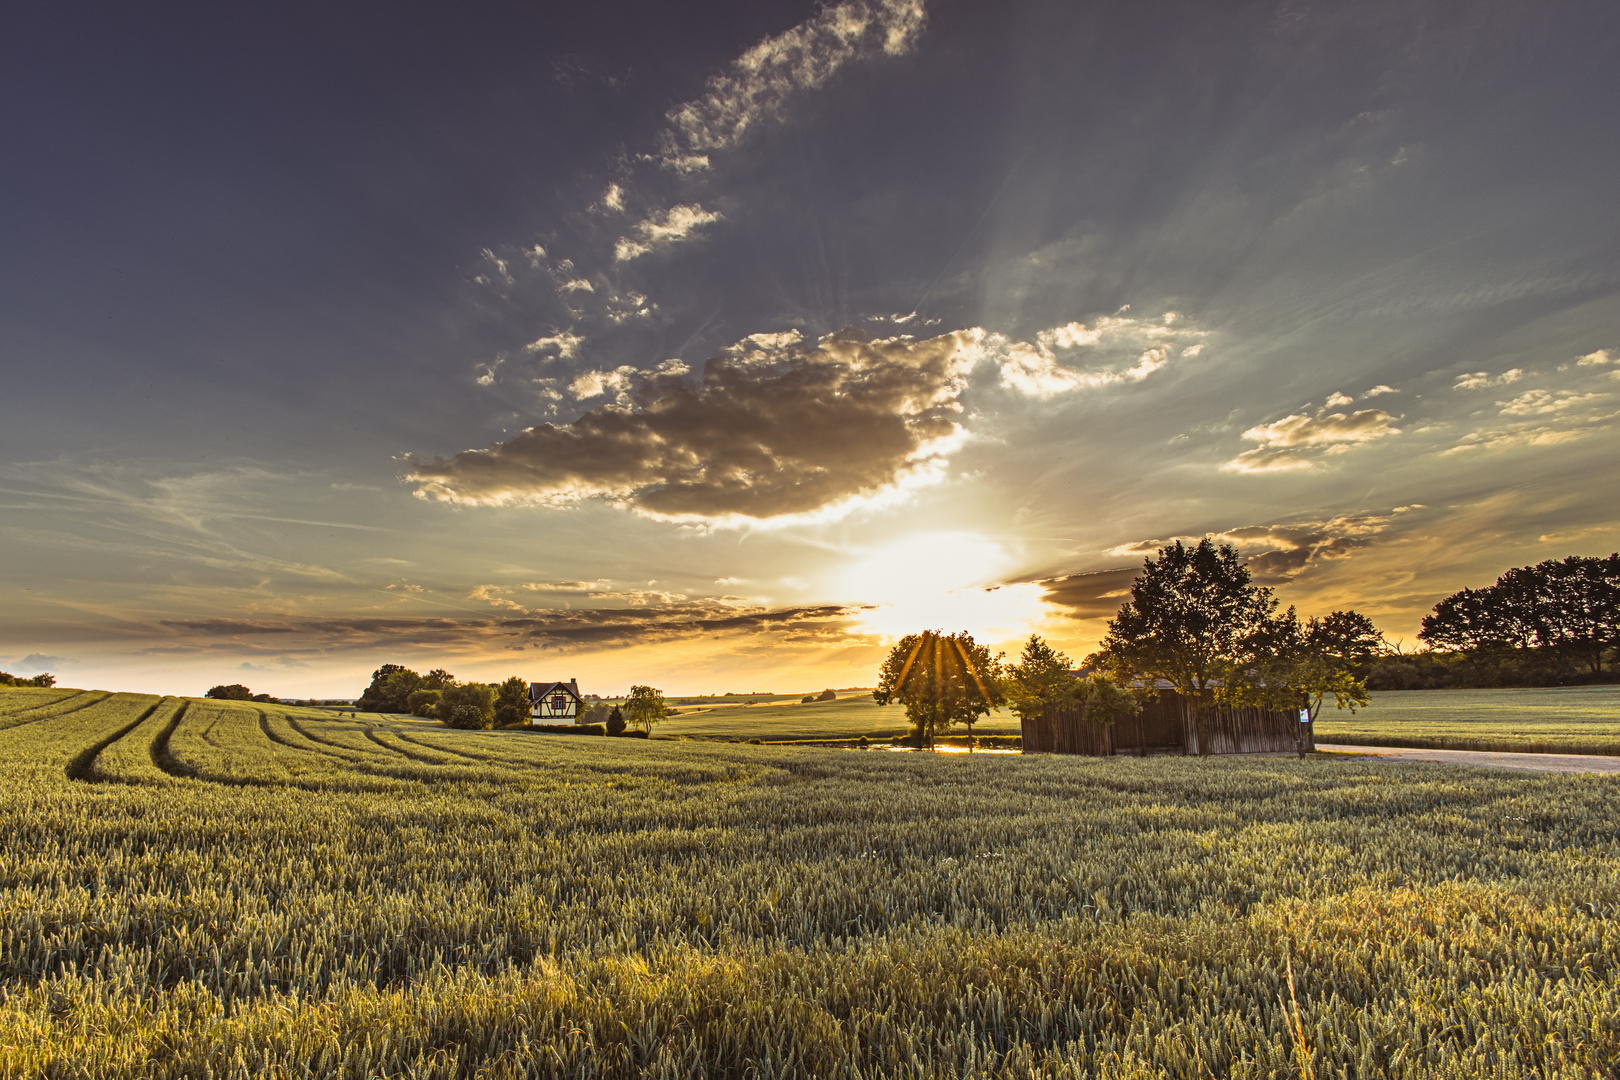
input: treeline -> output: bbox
[0,671,56,687]
[1388,553,1620,689]
[356,665,531,729]
[205,684,281,703]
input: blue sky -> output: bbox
[3,0,1617,696]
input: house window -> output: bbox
[551,694,568,713]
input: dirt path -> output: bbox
[1317,743,1620,774]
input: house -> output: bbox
[530,679,583,723]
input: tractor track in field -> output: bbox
[255,710,357,764]
[364,728,458,764]
[0,690,114,731]
[394,730,509,765]
[286,716,394,760]
[64,698,167,782]
[151,700,194,778]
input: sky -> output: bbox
[2,0,1617,698]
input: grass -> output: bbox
[1316,684,1620,755]
[1,686,1618,1077]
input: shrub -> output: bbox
[205,684,254,701]
[606,706,626,736]
[610,729,650,739]
[531,724,606,736]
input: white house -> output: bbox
[530,679,582,723]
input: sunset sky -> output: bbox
[3,0,1617,698]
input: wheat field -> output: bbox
[1,687,1616,1078]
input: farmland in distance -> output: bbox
[2,687,1617,1078]
[1316,684,1620,756]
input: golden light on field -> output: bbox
[837,531,1048,643]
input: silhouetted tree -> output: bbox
[874,630,1005,749]
[605,705,626,736]
[1097,539,1283,756]
[205,684,255,701]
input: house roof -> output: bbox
[530,679,581,701]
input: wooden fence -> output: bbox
[1023,691,1311,757]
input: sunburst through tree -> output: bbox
[874,630,1006,749]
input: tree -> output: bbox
[405,688,442,718]
[356,664,423,714]
[605,705,626,736]
[1419,554,1620,677]
[494,676,532,727]
[1097,538,1282,756]
[1004,635,1079,727]
[1076,675,1142,726]
[874,630,1005,749]
[205,684,254,701]
[438,682,495,729]
[1225,607,1371,759]
[1306,611,1388,674]
[623,685,668,733]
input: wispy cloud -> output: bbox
[995,311,1207,399]
[1453,368,1523,390]
[613,204,724,261]
[656,0,926,172]
[1224,403,1401,472]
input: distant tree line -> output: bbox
[205,684,281,702]
[1367,553,1620,689]
[0,671,56,687]
[355,665,532,729]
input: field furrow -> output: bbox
[0,690,112,731]
[82,698,192,785]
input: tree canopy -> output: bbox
[1004,635,1078,724]
[623,685,668,732]
[874,630,1005,748]
[1420,554,1620,676]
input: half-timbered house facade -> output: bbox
[529,679,582,723]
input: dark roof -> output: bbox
[530,679,582,701]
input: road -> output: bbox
[1317,743,1620,774]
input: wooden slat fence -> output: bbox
[1024,691,1312,756]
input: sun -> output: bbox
[837,532,1049,643]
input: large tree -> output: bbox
[493,676,532,727]
[439,682,495,729]
[1097,538,1282,756]
[624,685,669,733]
[874,630,1005,749]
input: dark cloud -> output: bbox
[407,327,983,521]
[1104,512,1407,586]
[158,601,864,653]
[1033,567,1139,621]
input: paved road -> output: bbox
[1317,743,1620,774]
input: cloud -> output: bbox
[994,311,1207,399]
[1453,368,1523,390]
[657,0,926,172]
[614,204,724,261]
[1577,349,1614,366]
[1324,391,1354,407]
[1364,384,1398,397]
[1224,403,1401,472]
[1032,567,1140,621]
[1099,513,1400,586]
[1496,388,1609,416]
[406,326,985,523]
[159,602,866,653]
[12,653,72,672]
[525,330,585,360]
